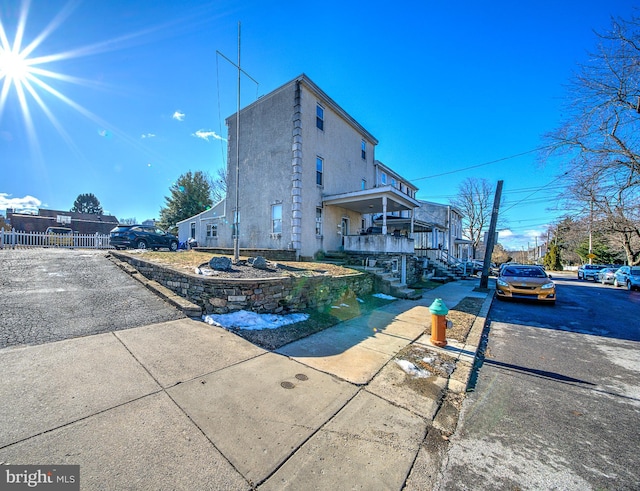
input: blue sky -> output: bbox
[1,0,637,250]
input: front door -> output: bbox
[341,217,349,246]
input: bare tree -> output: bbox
[544,12,640,264]
[207,167,228,204]
[451,177,493,259]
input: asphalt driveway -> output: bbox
[0,248,185,348]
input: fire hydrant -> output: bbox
[429,298,449,347]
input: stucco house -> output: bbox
[412,201,472,262]
[178,74,425,260]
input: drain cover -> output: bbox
[280,381,295,389]
[295,373,309,381]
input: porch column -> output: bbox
[381,196,388,235]
[410,210,414,237]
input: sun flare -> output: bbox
[0,49,29,85]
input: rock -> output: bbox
[250,256,269,270]
[209,256,232,271]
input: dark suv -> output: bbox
[110,225,178,251]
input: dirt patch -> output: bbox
[390,296,486,399]
[446,296,485,343]
[117,250,357,279]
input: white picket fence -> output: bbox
[0,229,113,250]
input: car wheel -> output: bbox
[614,278,620,287]
[627,281,633,291]
[169,240,178,252]
[135,239,148,250]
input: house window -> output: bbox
[272,204,282,234]
[315,207,323,236]
[190,222,196,239]
[361,140,366,160]
[206,223,217,238]
[361,179,366,190]
[391,178,397,188]
[381,172,387,185]
[316,157,323,186]
[316,104,324,130]
[232,211,239,238]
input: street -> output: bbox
[437,272,640,490]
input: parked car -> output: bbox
[577,264,604,281]
[109,225,179,251]
[613,266,640,291]
[596,267,619,285]
[45,226,74,246]
[496,264,556,304]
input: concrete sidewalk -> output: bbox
[0,279,492,490]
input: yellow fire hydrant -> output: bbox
[429,298,449,347]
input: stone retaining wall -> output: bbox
[111,252,373,314]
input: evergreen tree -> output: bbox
[158,171,212,230]
[543,243,563,271]
[71,193,103,214]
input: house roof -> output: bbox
[374,161,418,192]
[226,73,379,146]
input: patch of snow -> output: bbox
[396,359,432,378]
[373,293,397,300]
[356,298,364,303]
[203,310,309,331]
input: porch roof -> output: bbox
[373,215,434,233]
[322,185,420,214]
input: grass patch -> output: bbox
[408,278,441,292]
[230,292,396,350]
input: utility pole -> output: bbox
[480,180,503,289]
[216,23,258,263]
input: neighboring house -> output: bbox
[412,201,472,261]
[6,208,118,234]
[179,73,421,259]
[177,200,226,248]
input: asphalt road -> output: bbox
[0,248,185,348]
[437,271,640,490]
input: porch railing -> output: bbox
[0,229,113,250]
[343,234,414,254]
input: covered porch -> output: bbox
[322,186,422,254]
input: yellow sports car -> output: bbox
[496,265,556,304]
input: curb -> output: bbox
[430,289,494,433]
[107,253,202,317]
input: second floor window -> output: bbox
[316,104,324,130]
[381,172,387,185]
[272,204,282,234]
[361,179,366,190]
[316,157,323,186]
[361,140,366,160]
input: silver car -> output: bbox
[597,267,619,285]
[613,266,640,291]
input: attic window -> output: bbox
[316,104,324,130]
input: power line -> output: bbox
[501,172,569,214]
[410,146,549,181]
